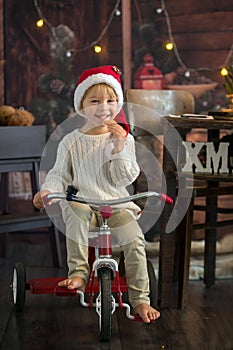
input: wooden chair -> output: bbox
[125,89,196,307]
[125,89,195,137]
[0,126,62,267]
[125,89,195,239]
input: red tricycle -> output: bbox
[11,187,173,341]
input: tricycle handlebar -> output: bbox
[45,190,173,206]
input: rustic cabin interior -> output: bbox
[0,0,233,348]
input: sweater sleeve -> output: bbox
[41,138,73,193]
[108,134,140,187]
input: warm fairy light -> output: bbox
[156,8,163,14]
[184,70,191,78]
[115,9,121,16]
[66,50,72,58]
[94,45,102,54]
[220,67,229,76]
[165,42,174,51]
[36,18,44,27]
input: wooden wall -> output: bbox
[0,0,3,105]
[1,0,233,110]
[159,0,233,84]
[3,0,103,107]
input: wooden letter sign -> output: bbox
[181,141,229,173]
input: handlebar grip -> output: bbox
[42,194,50,206]
[159,193,173,204]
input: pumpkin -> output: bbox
[0,105,16,125]
[8,109,35,126]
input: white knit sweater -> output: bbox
[41,129,141,216]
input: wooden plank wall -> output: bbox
[0,0,4,105]
[165,0,232,84]
[3,0,97,107]
[127,0,233,85]
[2,0,233,109]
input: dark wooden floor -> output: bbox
[0,231,233,350]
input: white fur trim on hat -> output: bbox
[74,73,123,115]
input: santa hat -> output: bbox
[74,65,130,134]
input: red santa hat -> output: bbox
[74,65,129,134]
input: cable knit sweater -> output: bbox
[41,129,141,216]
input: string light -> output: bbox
[155,8,163,14]
[115,9,121,16]
[36,18,44,28]
[33,0,232,77]
[77,0,121,52]
[157,0,233,75]
[34,0,120,53]
[34,0,52,29]
[94,45,102,54]
[220,67,229,76]
[165,41,174,51]
[66,50,73,58]
[159,0,187,69]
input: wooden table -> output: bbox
[158,116,233,308]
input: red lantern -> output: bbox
[134,53,164,90]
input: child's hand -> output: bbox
[33,190,51,209]
[106,120,127,153]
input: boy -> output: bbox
[33,65,160,323]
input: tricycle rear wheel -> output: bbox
[147,259,157,305]
[12,262,26,312]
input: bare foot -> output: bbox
[58,276,86,291]
[134,303,160,323]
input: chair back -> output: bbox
[125,89,195,135]
[0,125,46,159]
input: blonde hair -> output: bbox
[80,83,118,110]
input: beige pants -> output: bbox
[62,202,150,308]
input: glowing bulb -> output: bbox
[220,67,229,76]
[165,42,174,51]
[156,8,163,14]
[66,50,72,58]
[36,18,44,27]
[115,9,121,16]
[94,45,102,54]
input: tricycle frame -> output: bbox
[11,187,173,341]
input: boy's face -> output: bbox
[81,84,118,126]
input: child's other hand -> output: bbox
[33,190,51,209]
[106,120,127,153]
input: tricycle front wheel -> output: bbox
[98,267,112,342]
